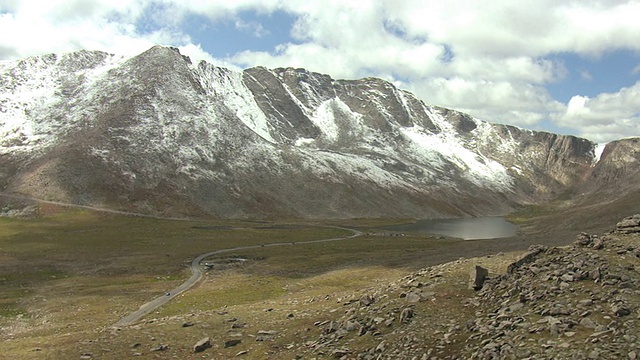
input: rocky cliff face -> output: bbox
[0,46,636,218]
[583,138,640,198]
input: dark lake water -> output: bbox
[382,216,518,240]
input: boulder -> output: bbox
[400,307,414,323]
[150,344,168,352]
[616,214,640,234]
[506,245,546,274]
[470,265,489,290]
[360,294,374,306]
[193,337,211,353]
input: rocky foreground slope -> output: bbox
[2,46,639,218]
[66,215,640,360]
[285,215,640,359]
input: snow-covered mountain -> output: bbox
[1,46,638,218]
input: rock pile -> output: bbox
[465,226,640,359]
[295,215,640,359]
[617,214,640,234]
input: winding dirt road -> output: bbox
[0,192,363,327]
[113,227,362,327]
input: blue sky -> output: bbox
[547,50,640,102]
[0,0,639,143]
[183,10,298,58]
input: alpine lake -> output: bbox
[382,216,518,240]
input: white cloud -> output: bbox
[408,78,564,127]
[384,0,640,57]
[579,70,593,81]
[234,18,267,37]
[0,0,155,58]
[178,43,241,70]
[555,82,640,143]
[0,0,638,142]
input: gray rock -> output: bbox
[332,348,350,358]
[470,265,489,290]
[257,330,278,335]
[360,294,374,306]
[592,237,604,250]
[560,274,574,282]
[193,337,211,353]
[325,321,339,334]
[405,292,422,303]
[224,339,242,348]
[400,307,414,323]
[150,344,168,352]
[612,304,632,317]
[507,246,547,274]
[617,215,640,233]
[580,317,597,329]
[344,320,360,332]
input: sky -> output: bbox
[1,1,639,143]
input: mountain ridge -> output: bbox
[1,46,638,218]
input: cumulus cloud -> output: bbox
[408,78,565,127]
[0,0,638,142]
[0,0,155,58]
[555,82,640,143]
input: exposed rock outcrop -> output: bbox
[617,214,640,234]
[291,215,640,359]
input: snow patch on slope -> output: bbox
[0,52,128,155]
[593,143,607,164]
[400,124,513,190]
[194,64,275,143]
[297,148,411,190]
[308,98,362,142]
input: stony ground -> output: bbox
[32,215,639,359]
[282,215,640,359]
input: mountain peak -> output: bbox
[1,46,638,219]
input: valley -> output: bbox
[1,45,639,359]
[1,195,636,359]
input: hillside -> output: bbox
[2,46,638,219]
[1,210,635,359]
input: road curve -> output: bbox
[0,193,362,328]
[113,227,363,327]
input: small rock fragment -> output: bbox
[224,339,242,348]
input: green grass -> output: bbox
[0,207,544,359]
[0,209,352,352]
[506,203,561,224]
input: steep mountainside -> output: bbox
[0,46,637,218]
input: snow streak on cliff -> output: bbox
[0,46,607,218]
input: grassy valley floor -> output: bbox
[0,202,634,359]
